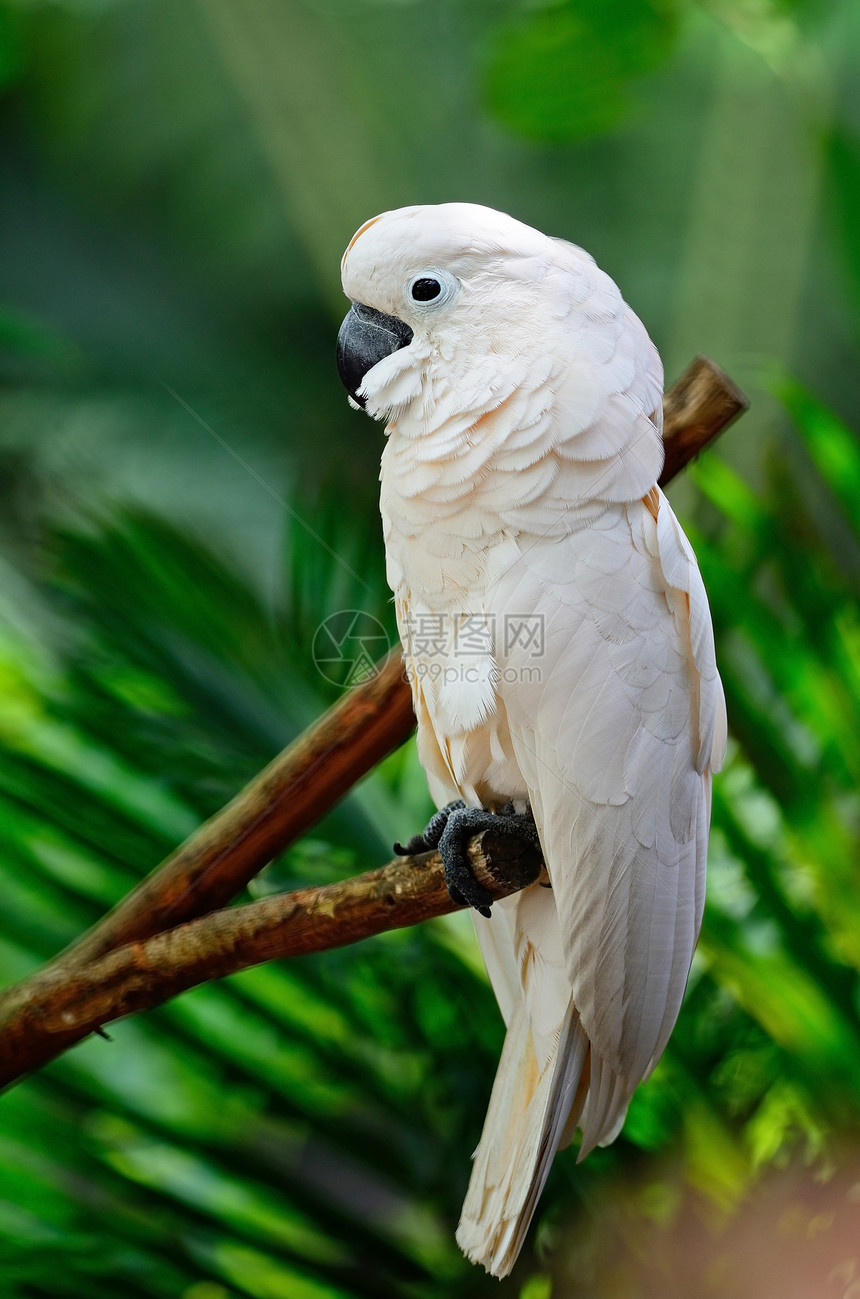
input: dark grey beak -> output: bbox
[337,303,413,409]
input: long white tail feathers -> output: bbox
[456,1006,629,1278]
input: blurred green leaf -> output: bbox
[0,6,25,89]
[775,375,860,546]
[825,127,860,315]
[483,0,680,142]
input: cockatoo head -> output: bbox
[337,203,598,425]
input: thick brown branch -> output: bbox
[44,355,745,980]
[0,832,542,1087]
[0,353,748,1087]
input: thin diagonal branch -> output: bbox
[44,647,414,976]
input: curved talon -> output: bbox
[393,799,467,856]
[438,813,496,915]
[393,834,430,856]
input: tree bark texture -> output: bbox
[0,832,544,1086]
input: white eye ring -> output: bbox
[407,269,458,308]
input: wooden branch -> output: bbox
[0,832,543,1087]
[0,354,747,1087]
[46,355,745,979]
[44,647,414,976]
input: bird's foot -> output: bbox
[394,801,540,918]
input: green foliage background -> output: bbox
[1,1,860,1295]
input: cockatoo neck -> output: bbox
[378,332,564,604]
[380,334,558,484]
[362,318,551,439]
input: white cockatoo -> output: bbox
[336,203,726,1278]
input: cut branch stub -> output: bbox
[659,355,748,486]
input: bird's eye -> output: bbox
[406,270,458,309]
[411,277,441,302]
[407,268,462,309]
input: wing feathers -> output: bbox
[431,498,719,1272]
[489,497,715,1085]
